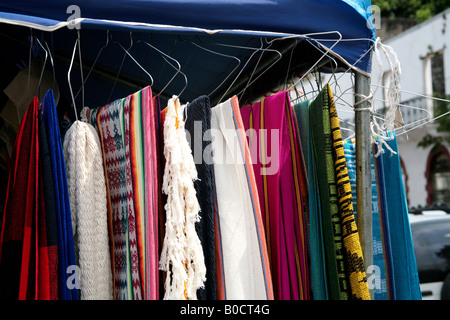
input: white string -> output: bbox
[354,92,373,108]
[326,37,403,156]
[380,42,402,133]
[337,91,433,125]
[350,37,401,157]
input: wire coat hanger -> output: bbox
[283,39,298,91]
[108,31,133,103]
[42,40,56,91]
[217,38,265,104]
[237,38,285,102]
[237,38,270,102]
[107,32,154,104]
[115,33,154,85]
[288,31,343,92]
[74,30,110,102]
[34,37,48,97]
[159,52,188,98]
[77,29,85,109]
[27,28,33,97]
[137,39,184,98]
[68,37,80,121]
[188,40,241,98]
[214,38,282,104]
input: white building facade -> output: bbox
[380,9,450,209]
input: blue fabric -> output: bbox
[343,141,389,300]
[42,90,79,300]
[294,100,328,300]
[0,0,375,74]
[374,134,421,300]
[373,145,396,299]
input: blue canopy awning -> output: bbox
[0,0,376,108]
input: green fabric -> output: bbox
[309,87,349,300]
[293,100,328,300]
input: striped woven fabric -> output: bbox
[309,87,349,300]
[98,99,132,300]
[372,142,397,299]
[373,133,421,300]
[327,85,370,300]
[212,96,273,300]
[122,94,143,299]
[89,86,159,300]
[240,91,309,300]
[141,87,160,300]
[343,140,390,300]
[94,105,117,298]
[128,90,146,299]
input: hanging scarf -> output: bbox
[156,96,167,300]
[343,140,390,300]
[373,143,397,299]
[374,133,421,300]
[37,108,59,300]
[42,90,78,300]
[159,96,206,300]
[310,87,349,300]
[123,94,143,300]
[240,91,309,300]
[293,99,328,300]
[327,85,370,300]
[185,95,217,300]
[212,96,273,300]
[0,97,39,299]
[141,87,160,300]
[98,99,132,299]
[87,88,158,300]
[63,120,113,300]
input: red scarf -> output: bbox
[0,97,39,299]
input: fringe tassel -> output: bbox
[159,96,207,300]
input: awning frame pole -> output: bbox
[354,70,374,299]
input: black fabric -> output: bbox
[185,95,216,300]
[0,241,22,299]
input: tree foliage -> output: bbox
[372,0,450,22]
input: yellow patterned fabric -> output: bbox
[327,85,371,300]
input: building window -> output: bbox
[431,51,446,103]
[426,146,450,207]
[423,50,446,117]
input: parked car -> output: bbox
[409,210,450,300]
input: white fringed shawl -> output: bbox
[63,120,113,300]
[159,96,206,300]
